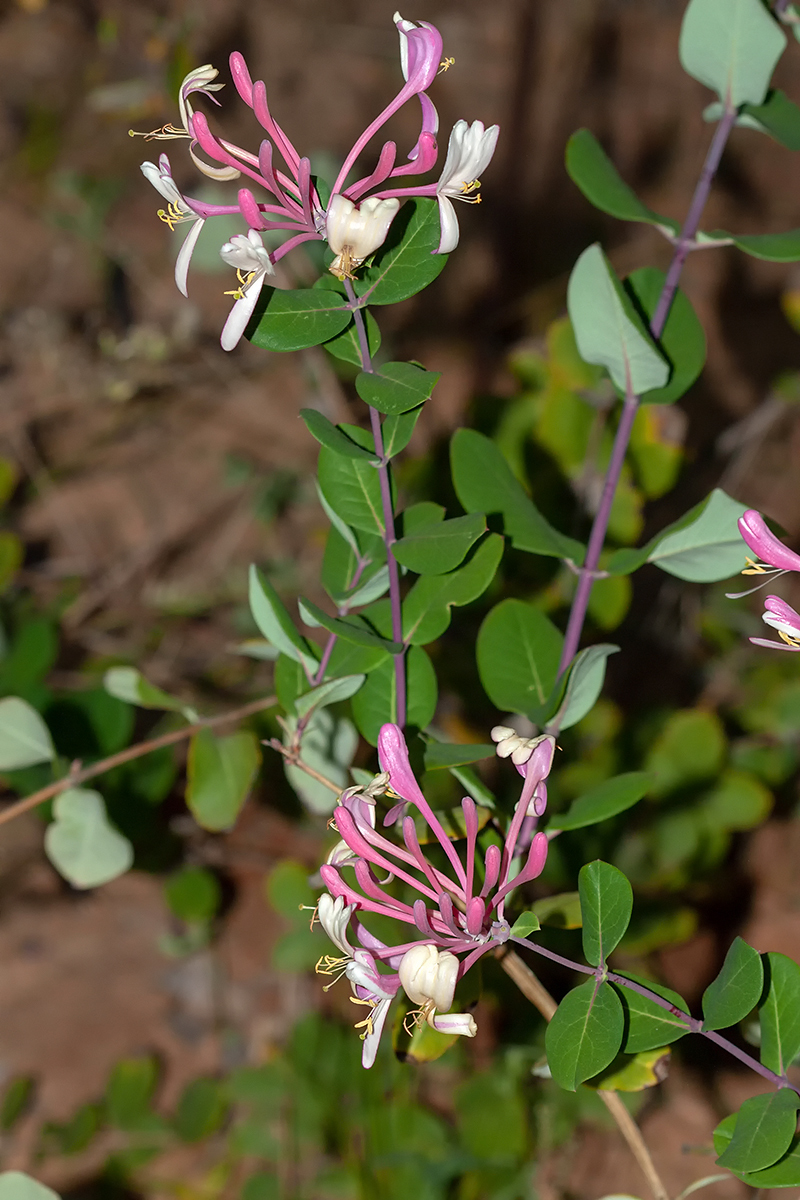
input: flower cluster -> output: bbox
[315,722,555,1067]
[734,509,800,651]
[136,14,499,351]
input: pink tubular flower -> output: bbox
[136,14,498,347]
[738,510,800,574]
[316,722,554,1066]
[750,595,800,652]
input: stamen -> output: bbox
[742,557,769,576]
[315,954,351,990]
[438,56,455,73]
[779,630,800,647]
[223,268,256,299]
[299,903,318,930]
[129,123,190,141]
[329,246,361,281]
[157,203,191,231]
[458,179,482,204]
[350,996,376,1039]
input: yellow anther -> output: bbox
[224,268,255,299]
[157,202,189,231]
[349,995,377,1039]
[742,557,767,576]
[129,122,190,141]
[438,56,455,73]
[458,179,482,204]
[299,903,319,930]
[779,630,800,647]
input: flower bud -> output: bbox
[326,194,400,280]
[399,943,458,1012]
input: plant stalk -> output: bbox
[558,104,739,675]
[344,279,407,726]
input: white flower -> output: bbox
[140,155,205,297]
[218,229,275,351]
[345,951,396,1069]
[325,194,400,280]
[435,119,499,253]
[398,944,477,1037]
[317,894,355,956]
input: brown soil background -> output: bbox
[2,0,800,1196]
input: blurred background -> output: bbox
[2,0,800,1197]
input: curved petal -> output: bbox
[220,274,264,351]
[750,636,800,652]
[174,218,204,297]
[361,996,392,1068]
[435,194,459,253]
[739,510,800,573]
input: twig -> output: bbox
[268,739,341,793]
[496,946,670,1200]
[0,695,277,828]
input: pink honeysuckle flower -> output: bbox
[316,722,553,1065]
[728,510,800,600]
[750,594,800,652]
[218,229,275,351]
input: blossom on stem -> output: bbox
[316,721,554,1065]
[738,509,800,576]
[325,194,401,280]
[751,595,800,652]
[140,156,207,296]
[434,119,499,253]
[219,229,275,351]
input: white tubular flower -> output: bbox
[177,65,225,136]
[317,894,355,956]
[219,229,275,351]
[345,951,396,1069]
[141,156,205,297]
[399,944,477,1036]
[435,119,499,253]
[491,726,553,768]
[326,194,400,280]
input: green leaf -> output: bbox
[760,952,800,1075]
[0,1174,60,1200]
[547,644,619,732]
[548,772,650,832]
[0,1078,34,1132]
[402,533,504,644]
[701,769,772,831]
[579,860,633,966]
[731,89,800,149]
[249,287,350,351]
[283,709,357,812]
[266,859,317,920]
[0,533,22,592]
[510,911,541,937]
[714,1113,800,1187]
[612,973,691,1053]
[248,565,318,673]
[186,729,261,831]
[103,667,192,717]
[44,788,133,888]
[532,892,582,929]
[355,361,440,415]
[294,674,366,718]
[299,598,402,654]
[565,129,679,234]
[728,228,800,262]
[583,1046,672,1092]
[448,763,496,810]
[0,697,54,769]
[322,308,381,365]
[318,440,387,537]
[401,501,445,535]
[164,866,221,924]
[173,1079,228,1142]
[567,244,669,395]
[106,1057,159,1131]
[608,489,748,581]
[393,513,487,575]
[477,598,563,716]
[354,199,447,305]
[381,406,421,460]
[451,429,584,561]
[717,1090,800,1173]
[299,410,378,461]
[702,936,764,1030]
[623,268,707,405]
[351,646,437,744]
[423,741,495,770]
[679,0,786,108]
[545,979,625,1091]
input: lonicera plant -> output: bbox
[3,1,800,1196]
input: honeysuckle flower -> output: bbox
[219,229,275,351]
[316,721,553,1065]
[326,195,401,280]
[140,157,205,295]
[433,119,500,253]
[138,14,497,347]
[398,943,477,1036]
[728,509,800,600]
[751,595,800,652]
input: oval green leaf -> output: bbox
[249,287,351,351]
[679,0,786,108]
[393,513,487,575]
[44,788,134,889]
[702,936,764,1031]
[548,772,650,832]
[545,979,625,1091]
[355,361,440,415]
[0,697,54,769]
[579,860,634,967]
[186,729,261,831]
[760,952,800,1076]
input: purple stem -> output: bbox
[557,104,738,677]
[513,935,797,1094]
[344,279,407,727]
